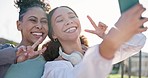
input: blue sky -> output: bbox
[0,0,148,52]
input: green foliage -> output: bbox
[108,74,146,78]
[0,38,18,46]
[6,41,18,46]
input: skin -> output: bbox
[99,4,148,59]
[50,4,148,61]
[51,7,82,55]
[16,7,48,62]
[17,7,48,47]
[50,6,107,60]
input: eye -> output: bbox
[41,19,48,25]
[69,15,76,19]
[56,18,64,23]
[29,18,37,24]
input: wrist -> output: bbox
[14,56,18,64]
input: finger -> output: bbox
[38,47,47,55]
[27,52,39,59]
[98,22,108,28]
[26,46,37,59]
[32,37,43,49]
[138,27,147,33]
[27,47,46,59]
[141,17,148,25]
[126,3,142,15]
[135,7,146,19]
[26,46,33,52]
[16,46,27,56]
[17,46,26,52]
[87,15,98,29]
[84,29,96,34]
[98,22,108,30]
[17,53,28,63]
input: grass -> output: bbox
[108,74,147,78]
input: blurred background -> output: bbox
[0,0,148,77]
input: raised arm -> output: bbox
[99,3,148,60]
[0,44,17,65]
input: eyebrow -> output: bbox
[67,12,75,15]
[55,12,75,20]
[28,16,37,19]
[28,16,47,20]
[55,15,62,21]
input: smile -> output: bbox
[64,27,77,33]
[32,32,43,36]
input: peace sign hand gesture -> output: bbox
[85,15,108,39]
[16,37,46,63]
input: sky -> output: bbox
[0,0,148,52]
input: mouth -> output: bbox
[64,26,77,33]
[31,32,44,38]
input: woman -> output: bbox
[3,0,50,78]
[42,4,148,78]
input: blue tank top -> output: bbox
[4,55,46,78]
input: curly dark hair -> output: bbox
[14,0,50,21]
[42,35,88,61]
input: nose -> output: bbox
[65,20,73,26]
[35,22,42,29]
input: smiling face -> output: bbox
[51,7,81,42]
[17,7,48,46]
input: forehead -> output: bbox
[24,7,47,18]
[52,7,75,19]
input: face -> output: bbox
[51,7,81,42]
[17,7,48,45]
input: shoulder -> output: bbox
[0,43,15,49]
[44,60,73,70]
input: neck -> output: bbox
[60,39,84,55]
[17,40,38,51]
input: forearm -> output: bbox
[112,33,146,64]
[0,47,17,65]
[74,44,113,78]
[99,27,126,60]
[42,45,113,78]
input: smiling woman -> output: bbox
[41,2,148,77]
[1,0,50,78]
[47,0,148,52]
[0,0,148,52]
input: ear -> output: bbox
[52,32,57,40]
[16,20,22,31]
[52,33,57,39]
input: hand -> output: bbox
[114,3,148,42]
[16,37,47,63]
[99,4,148,60]
[85,15,108,39]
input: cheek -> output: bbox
[44,25,48,31]
[76,20,81,29]
[52,25,62,36]
[53,26,59,33]
[22,24,30,32]
[53,23,63,31]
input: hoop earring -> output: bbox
[54,38,58,42]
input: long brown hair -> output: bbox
[43,6,88,61]
[42,35,88,61]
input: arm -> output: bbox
[42,4,148,78]
[42,44,113,78]
[87,4,148,60]
[0,44,17,65]
[113,33,146,64]
[0,37,46,65]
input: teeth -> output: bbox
[32,33,43,36]
[65,27,76,33]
